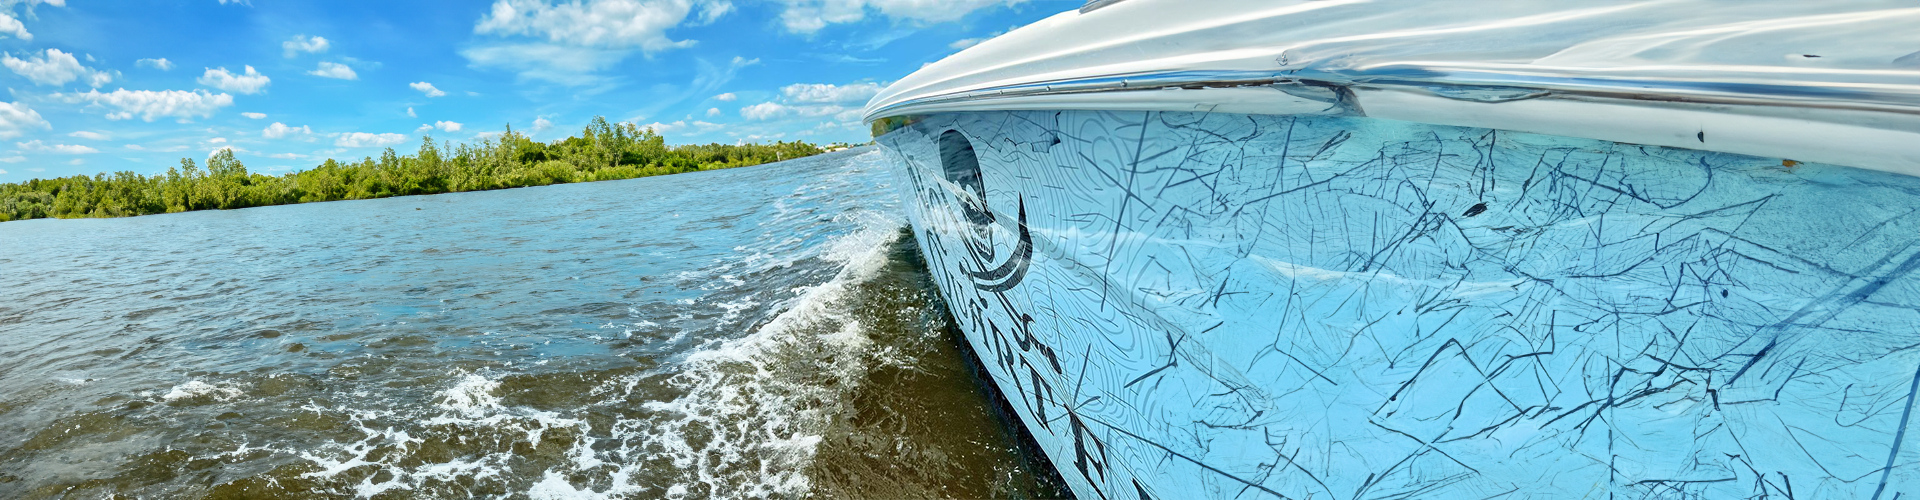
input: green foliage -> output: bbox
[0,116,827,222]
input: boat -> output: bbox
[864,1,1920,498]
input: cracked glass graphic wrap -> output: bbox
[877,110,1920,499]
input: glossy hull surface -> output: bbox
[878,110,1920,499]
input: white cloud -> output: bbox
[282,35,330,57]
[773,0,1023,34]
[198,66,271,94]
[459,43,631,85]
[206,145,248,158]
[781,82,881,104]
[418,121,462,133]
[712,92,735,101]
[126,143,189,152]
[406,107,417,118]
[267,152,305,160]
[68,130,108,140]
[0,101,50,138]
[67,158,82,165]
[0,12,29,41]
[241,112,267,119]
[207,137,227,144]
[409,81,446,97]
[3,48,111,87]
[474,0,732,52]
[0,1,64,42]
[18,139,99,154]
[59,88,235,122]
[0,157,21,163]
[335,132,408,148]
[308,61,357,80]
[705,107,720,117]
[641,119,721,135]
[531,116,552,133]
[740,100,845,121]
[136,58,175,70]
[949,37,983,50]
[262,122,311,139]
[734,80,876,138]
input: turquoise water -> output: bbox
[0,149,1068,499]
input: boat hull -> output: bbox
[878,110,1920,499]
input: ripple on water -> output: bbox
[0,150,1070,499]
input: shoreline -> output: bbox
[1,117,862,224]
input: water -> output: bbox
[0,149,1070,499]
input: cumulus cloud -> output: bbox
[0,1,64,42]
[282,35,330,57]
[739,81,882,123]
[59,88,235,122]
[418,121,462,133]
[17,139,99,154]
[641,119,723,136]
[206,145,248,158]
[781,82,881,104]
[136,58,175,70]
[125,144,189,152]
[712,92,735,101]
[473,0,732,52]
[705,107,720,117]
[949,37,983,50]
[241,112,267,119]
[406,107,416,118]
[335,132,408,148]
[409,81,446,97]
[774,0,1024,34]
[3,48,111,87]
[308,61,357,80]
[0,12,29,41]
[0,101,50,138]
[262,122,311,139]
[68,130,107,140]
[531,116,552,133]
[198,66,270,94]
[466,0,737,84]
[741,101,843,120]
[459,43,629,85]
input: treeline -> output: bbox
[0,117,826,222]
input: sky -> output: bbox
[0,0,1068,179]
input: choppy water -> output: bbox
[0,149,1069,499]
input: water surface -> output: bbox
[0,149,1068,499]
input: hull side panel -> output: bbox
[878,110,1920,499]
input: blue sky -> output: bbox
[0,0,1065,179]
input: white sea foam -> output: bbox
[600,201,904,498]
[437,373,503,415]
[162,380,243,402]
[271,151,907,499]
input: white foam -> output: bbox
[231,152,909,499]
[611,199,904,498]
[162,380,243,402]
[436,373,503,414]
